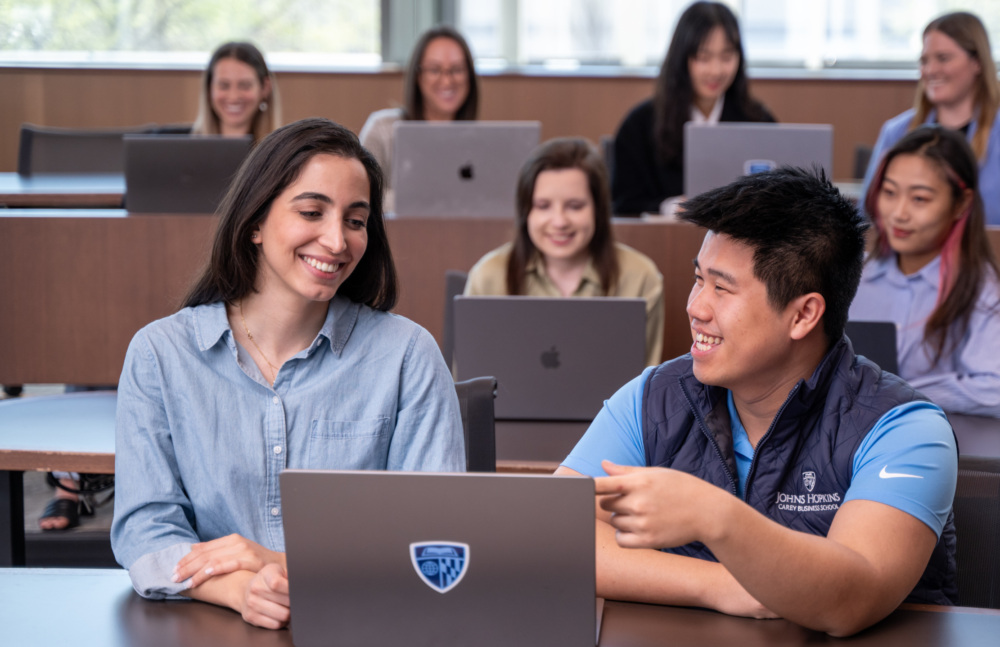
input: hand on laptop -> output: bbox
[594,460,730,550]
[173,533,286,589]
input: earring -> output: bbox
[259,101,268,112]
[251,232,259,240]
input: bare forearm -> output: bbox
[703,498,928,636]
[596,519,771,618]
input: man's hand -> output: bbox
[173,534,285,589]
[239,564,291,630]
[595,460,730,549]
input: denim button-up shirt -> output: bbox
[111,297,465,599]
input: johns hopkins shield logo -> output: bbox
[410,542,470,593]
[803,471,816,492]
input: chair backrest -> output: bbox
[454,377,497,472]
[442,270,469,369]
[953,455,1000,608]
[17,123,154,175]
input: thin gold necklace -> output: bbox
[239,300,280,385]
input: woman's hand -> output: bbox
[239,563,291,630]
[173,533,285,589]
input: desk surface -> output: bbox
[0,392,116,474]
[2,568,998,647]
[0,172,125,208]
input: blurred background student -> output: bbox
[851,125,1000,417]
[862,12,1000,225]
[466,137,664,366]
[611,0,773,216]
[359,25,479,213]
[193,41,282,141]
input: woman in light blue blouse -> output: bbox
[111,118,465,629]
[850,125,1000,417]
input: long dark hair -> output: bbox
[183,117,397,311]
[506,138,619,295]
[912,12,999,161]
[653,1,767,165]
[865,125,1000,364]
[403,26,479,121]
[193,41,282,142]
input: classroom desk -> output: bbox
[0,392,116,567]
[0,172,125,208]
[2,568,998,646]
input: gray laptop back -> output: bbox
[684,122,833,196]
[845,320,899,374]
[124,134,251,213]
[453,296,646,421]
[392,121,540,217]
[281,470,595,647]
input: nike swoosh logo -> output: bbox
[879,465,923,479]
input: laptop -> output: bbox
[281,470,597,647]
[124,134,251,213]
[453,296,646,420]
[684,122,833,197]
[845,320,899,374]
[392,121,540,217]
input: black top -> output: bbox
[611,98,775,215]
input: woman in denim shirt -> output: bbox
[111,118,465,629]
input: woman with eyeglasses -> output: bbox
[861,12,1000,225]
[359,25,480,213]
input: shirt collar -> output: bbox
[690,96,725,125]
[192,296,361,356]
[865,253,941,290]
[524,252,602,291]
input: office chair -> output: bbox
[17,122,154,175]
[953,455,1000,608]
[442,270,469,369]
[454,377,497,472]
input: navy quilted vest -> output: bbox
[641,337,957,605]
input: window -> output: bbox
[456,0,1000,71]
[0,0,380,68]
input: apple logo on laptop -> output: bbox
[459,162,474,180]
[540,346,560,369]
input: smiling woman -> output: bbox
[192,42,282,142]
[359,25,480,213]
[110,118,465,629]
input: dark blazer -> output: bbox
[611,98,775,215]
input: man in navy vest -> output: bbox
[556,167,957,637]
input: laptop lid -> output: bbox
[453,296,646,421]
[845,320,899,374]
[683,122,833,197]
[281,470,596,647]
[124,134,251,213]
[392,121,540,217]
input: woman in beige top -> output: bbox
[466,138,664,366]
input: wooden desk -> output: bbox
[0,172,125,208]
[3,568,998,646]
[0,392,116,567]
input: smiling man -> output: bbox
[555,167,957,637]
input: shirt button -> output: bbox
[271,507,280,517]
[272,396,279,404]
[273,445,282,454]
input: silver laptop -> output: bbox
[684,122,833,196]
[453,296,646,420]
[281,470,596,647]
[124,134,251,213]
[392,121,540,217]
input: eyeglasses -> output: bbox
[419,65,468,81]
